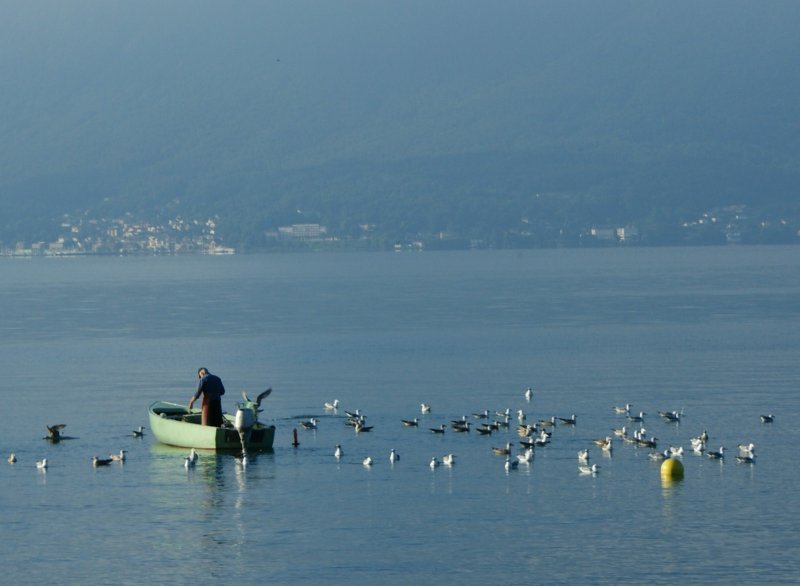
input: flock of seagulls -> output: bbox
[303,390,774,477]
[7,424,145,472]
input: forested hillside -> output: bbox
[1,1,798,249]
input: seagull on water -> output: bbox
[492,443,513,457]
[517,448,534,465]
[46,424,66,442]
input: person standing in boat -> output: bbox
[189,367,225,426]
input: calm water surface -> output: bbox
[1,247,799,584]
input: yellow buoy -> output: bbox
[660,457,684,481]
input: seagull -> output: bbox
[524,387,533,401]
[451,421,470,433]
[504,457,519,472]
[242,388,272,408]
[36,458,48,470]
[334,445,343,459]
[442,453,456,466]
[517,448,534,464]
[760,414,774,423]
[109,449,127,462]
[324,399,340,410]
[92,456,113,467]
[579,464,599,475]
[132,426,145,438]
[389,449,400,463]
[430,457,440,469]
[492,443,513,457]
[8,453,17,464]
[46,424,67,442]
[738,443,756,456]
[362,456,373,467]
[707,446,725,459]
[658,410,682,423]
[429,424,446,434]
[401,418,419,427]
[420,403,431,414]
[300,418,318,430]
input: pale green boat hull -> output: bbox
[148,401,275,451]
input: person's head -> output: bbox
[198,367,209,379]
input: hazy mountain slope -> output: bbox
[0,0,798,243]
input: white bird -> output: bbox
[738,443,755,456]
[442,453,455,466]
[324,399,339,410]
[362,456,373,467]
[524,387,533,401]
[577,449,590,462]
[429,457,440,469]
[614,403,631,414]
[420,403,431,414]
[109,449,127,462]
[334,444,343,459]
[389,449,399,463]
[36,458,48,470]
[7,453,16,464]
[517,448,534,464]
[579,463,599,475]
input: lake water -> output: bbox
[0,247,798,584]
